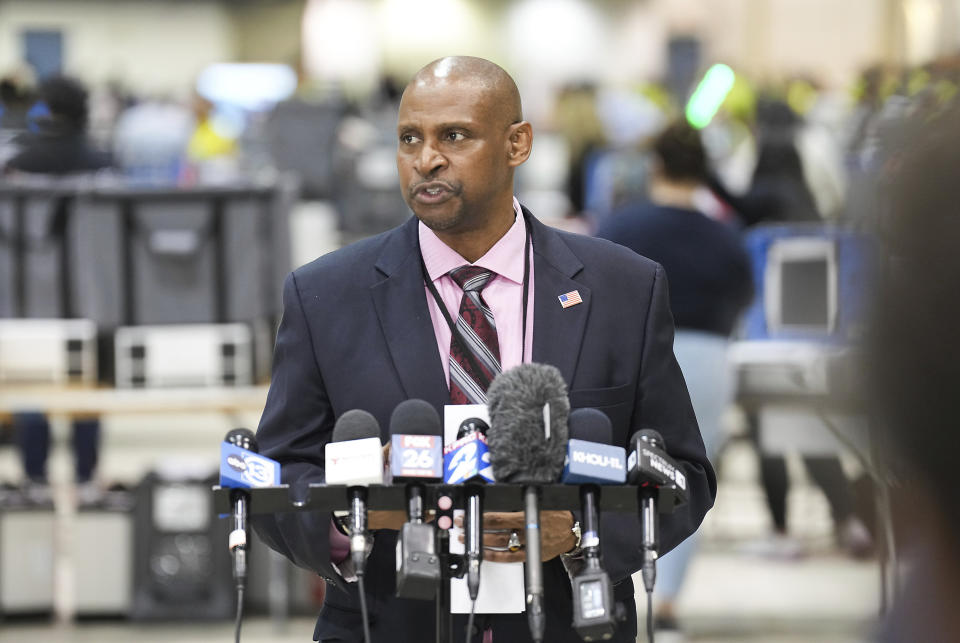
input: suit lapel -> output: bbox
[370,218,450,410]
[526,209,590,387]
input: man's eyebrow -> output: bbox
[397,120,477,135]
[431,120,477,130]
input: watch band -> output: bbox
[566,520,583,558]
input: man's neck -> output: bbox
[649,179,700,211]
[435,204,516,264]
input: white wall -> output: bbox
[657,0,884,88]
[232,1,303,65]
[0,0,236,96]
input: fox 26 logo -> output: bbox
[401,446,436,471]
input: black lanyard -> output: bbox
[420,217,532,389]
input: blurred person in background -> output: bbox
[1,75,107,505]
[111,92,194,184]
[0,75,34,130]
[262,60,349,201]
[552,82,607,216]
[87,78,135,151]
[869,98,960,642]
[330,74,411,243]
[737,99,821,226]
[784,76,847,221]
[578,83,671,227]
[737,99,872,559]
[186,94,238,161]
[0,73,35,166]
[597,121,753,638]
[3,75,112,175]
[185,93,244,184]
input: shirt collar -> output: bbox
[419,196,526,285]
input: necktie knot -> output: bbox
[449,265,496,293]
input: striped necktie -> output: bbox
[447,265,501,404]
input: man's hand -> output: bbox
[456,511,576,563]
[367,441,406,530]
[368,510,408,530]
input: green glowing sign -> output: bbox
[685,63,736,129]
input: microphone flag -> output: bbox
[220,441,280,489]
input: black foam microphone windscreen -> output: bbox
[333,409,381,442]
[636,428,664,450]
[390,399,442,437]
[567,407,613,444]
[226,427,258,452]
[487,363,570,483]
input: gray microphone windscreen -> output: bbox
[568,408,613,445]
[389,399,442,437]
[226,428,258,452]
[487,363,569,483]
[333,409,381,442]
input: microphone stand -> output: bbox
[436,527,468,643]
[524,485,545,643]
[436,528,451,643]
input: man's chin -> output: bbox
[412,207,463,233]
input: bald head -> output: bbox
[405,56,522,127]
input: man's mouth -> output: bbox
[412,181,456,204]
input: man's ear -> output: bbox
[506,121,533,168]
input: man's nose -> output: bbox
[416,140,447,176]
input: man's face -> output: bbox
[396,80,513,234]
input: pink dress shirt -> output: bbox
[419,197,535,378]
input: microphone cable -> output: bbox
[234,584,244,643]
[645,588,654,643]
[465,597,477,643]
[358,574,373,643]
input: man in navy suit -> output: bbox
[254,56,715,642]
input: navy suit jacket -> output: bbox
[253,207,716,642]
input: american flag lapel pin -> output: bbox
[558,290,582,309]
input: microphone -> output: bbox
[443,417,493,601]
[487,363,570,643]
[220,428,281,591]
[443,417,495,485]
[562,409,625,641]
[627,429,688,594]
[389,399,443,600]
[326,410,383,576]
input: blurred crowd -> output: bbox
[2,54,957,238]
[2,54,958,229]
[2,52,959,640]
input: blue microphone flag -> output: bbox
[561,439,627,484]
[391,433,443,480]
[443,431,495,484]
[220,441,280,488]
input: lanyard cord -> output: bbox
[420,218,532,390]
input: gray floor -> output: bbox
[0,414,884,642]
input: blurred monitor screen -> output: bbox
[780,259,829,326]
[765,238,836,333]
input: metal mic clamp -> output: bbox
[396,521,441,600]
